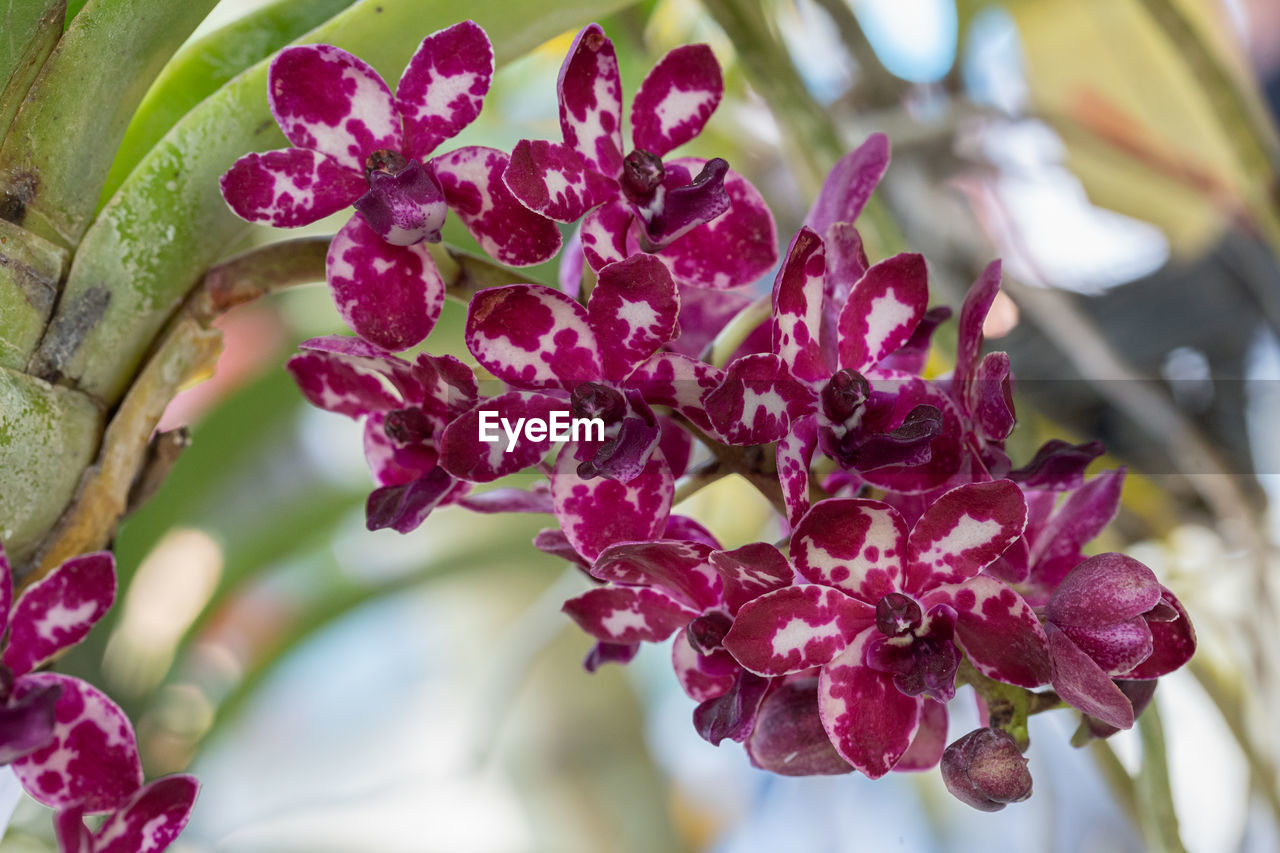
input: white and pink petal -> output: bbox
[562,587,694,644]
[268,44,401,172]
[220,148,364,227]
[771,227,829,383]
[558,24,625,178]
[92,774,199,853]
[396,21,493,160]
[905,480,1027,592]
[723,584,873,676]
[837,252,929,372]
[630,44,722,156]
[438,392,566,483]
[503,139,615,223]
[326,216,443,352]
[790,498,908,602]
[551,453,672,561]
[4,552,115,677]
[465,284,601,390]
[704,353,815,446]
[924,577,1052,689]
[591,540,720,611]
[588,254,680,380]
[672,631,738,702]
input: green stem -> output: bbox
[1091,739,1140,826]
[1135,699,1187,853]
[671,459,728,505]
[705,294,770,367]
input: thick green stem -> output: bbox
[705,294,770,368]
[1135,700,1187,853]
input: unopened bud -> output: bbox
[941,727,1032,812]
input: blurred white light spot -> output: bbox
[852,0,957,83]
[982,291,1020,339]
[1161,346,1214,412]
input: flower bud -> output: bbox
[941,727,1033,812]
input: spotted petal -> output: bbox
[588,254,680,380]
[905,481,1027,593]
[396,21,493,160]
[652,163,778,290]
[777,414,818,527]
[4,552,115,677]
[837,252,929,372]
[91,774,199,853]
[504,139,615,222]
[438,392,566,482]
[466,284,601,390]
[924,577,1051,688]
[431,146,562,266]
[327,216,443,351]
[285,349,402,419]
[968,352,1015,440]
[580,200,632,271]
[724,585,872,676]
[806,133,890,235]
[746,679,853,776]
[630,44,722,156]
[704,353,815,445]
[558,24,624,178]
[12,674,143,812]
[220,148,365,228]
[591,540,720,611]
[626,352,723,431]
[894,698,948,772]
[790,498,909,602]
[772,227,829,383]
[818,627,923,778]
[551,453,672,561]
[562,586,694,643]
[708,543,794,613]
[268,44,401,172]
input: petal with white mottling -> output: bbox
[723,585,872,676]
[790,498,908,602]
[396,21,493,160]
[4,553,115,677]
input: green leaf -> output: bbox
[0,0,219,247]
[0,216,66,369]
[0,366,102,566]
[0,0,64,142]
[35,0,638,405]
[98,0,354,208]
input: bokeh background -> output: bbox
[4,0,1280,850]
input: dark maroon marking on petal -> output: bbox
[431,146,563,267]
[805,133,890,234]
[837,252,929,372]
[625,352,723,432]
[747,679,853,776]
[817,628,923,778]
[790,498,908,602]
[268,44,402,171]
[905,480,1027,592]
[466,283,601,390]
[220,148,365,228]
[396,20,494,160]
[630,44,723,157]
[557,24,625,178]
[588,254,680,380]
[12,673,144,812]
[4,552,115,677]
[562,586,695,644]
[693,670,770,746]
[955,260,1002,387]
[651,163,778,290]
[326,216,443,351]
[772,227,829,383]
[584,641,640,672]
[551,453,672,561]
[92,774,199,853]
[723,584,873,676]
[503,139,616,223]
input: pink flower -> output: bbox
[220,22,561,350]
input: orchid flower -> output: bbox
[221,22,561,350]
[503,23,777,291]
[54,775,198,853]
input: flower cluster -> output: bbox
[0,544,197,851]
[236,20,1197,811]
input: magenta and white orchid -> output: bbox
[221,21,561,350]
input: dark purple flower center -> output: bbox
[821,369,871,424]
[621,149,665,202]
[865,598,960,702]
[354,152,448,246]
[875,592,922,636]
[570,382,627,424]
[384,407,434,447]
[687,612,733,654]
